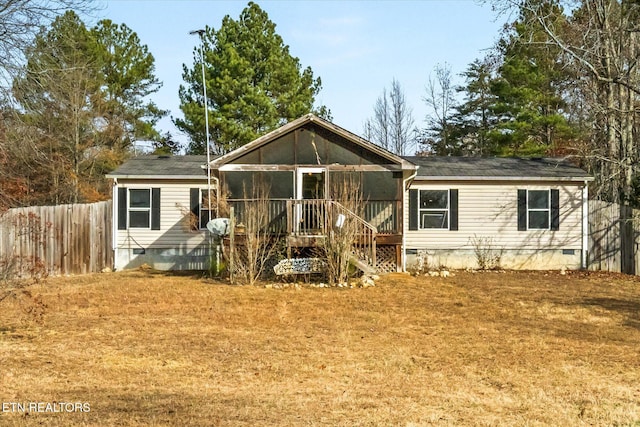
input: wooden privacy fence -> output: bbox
[0,201,113,277]
[589,200,640,275]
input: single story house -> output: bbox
[107,114,593,273]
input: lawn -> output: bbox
[1,269,639,426]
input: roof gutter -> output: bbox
[105,174,207,180]
[412,176,594,182]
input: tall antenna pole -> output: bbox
[189,29,212,217]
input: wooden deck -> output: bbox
[227,199,403,273]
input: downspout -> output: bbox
[401,167,418,272]
[582,181,589,269]
[212,175,220,216]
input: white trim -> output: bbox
[209,114,415,170]
[413,176,593,182]
[112,179,118,251]
[106,174,207,180]
[582,183,589,269]
[127,188,152,230]
[198,188,217,231]
[401,169,418,272]
[526,189,551,230]
[417,189,450,230]
[296,167,326,200]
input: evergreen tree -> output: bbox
[487,4,575,157]
[92,19,166,148]
[453,58,498,156]
[176,2,327,155]
[13,10,102,203]
[152,132,182,155]
[9,11,164,205]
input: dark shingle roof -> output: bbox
[107,155,592,182]
[106,155,208,179]
[403,156,592,181]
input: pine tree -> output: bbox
[8,11,164,205]
[176,2,327,155]
[487,4,575,157]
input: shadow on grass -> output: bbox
[127,268,230,285]
[581,297,640,330]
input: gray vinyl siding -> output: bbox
[115,180,210,249]
[404,182,584,251]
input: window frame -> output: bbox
[418,189,450,230]
[128,188,152,229]
[527,189,551,230]
[198,188,217,230]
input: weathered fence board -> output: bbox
[588,200,640,275]
[0,201,113,277]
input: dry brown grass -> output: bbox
[1,269,639,426]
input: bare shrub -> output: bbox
[229,180,284,285]
[408,250,436,275]
[316,176,368,286]
[469,235,503,270]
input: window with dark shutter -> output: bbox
[517,189,527,231]
[118,188,127,230]
[408,189,418,231]
[190,188,200,231]
[449,189,458,231]
[151,188,161,230]
[518,189,558,231]
[410,188,457,230]
[550,189,560,230]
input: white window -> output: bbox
[199,189,216,230]
[528,190,550,229]
[128,189,151,228]
[419,190,449,229]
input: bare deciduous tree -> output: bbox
[421,63,458,155]
[365,78,415,155]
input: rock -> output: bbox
[101,267,112,273]
[439,270,450,278]
[273,258,326,275]
[360,276,375,287]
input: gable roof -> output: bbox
[106,155,208,180]
[209,113,417,170]
[404,156,593,182]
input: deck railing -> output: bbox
[227,198,385,272]
[286,199,377,271]
[227,199,400,235]
[363,200,400,234]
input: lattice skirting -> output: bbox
[376,245,398,273]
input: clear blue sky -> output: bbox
[96,0,506,148]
